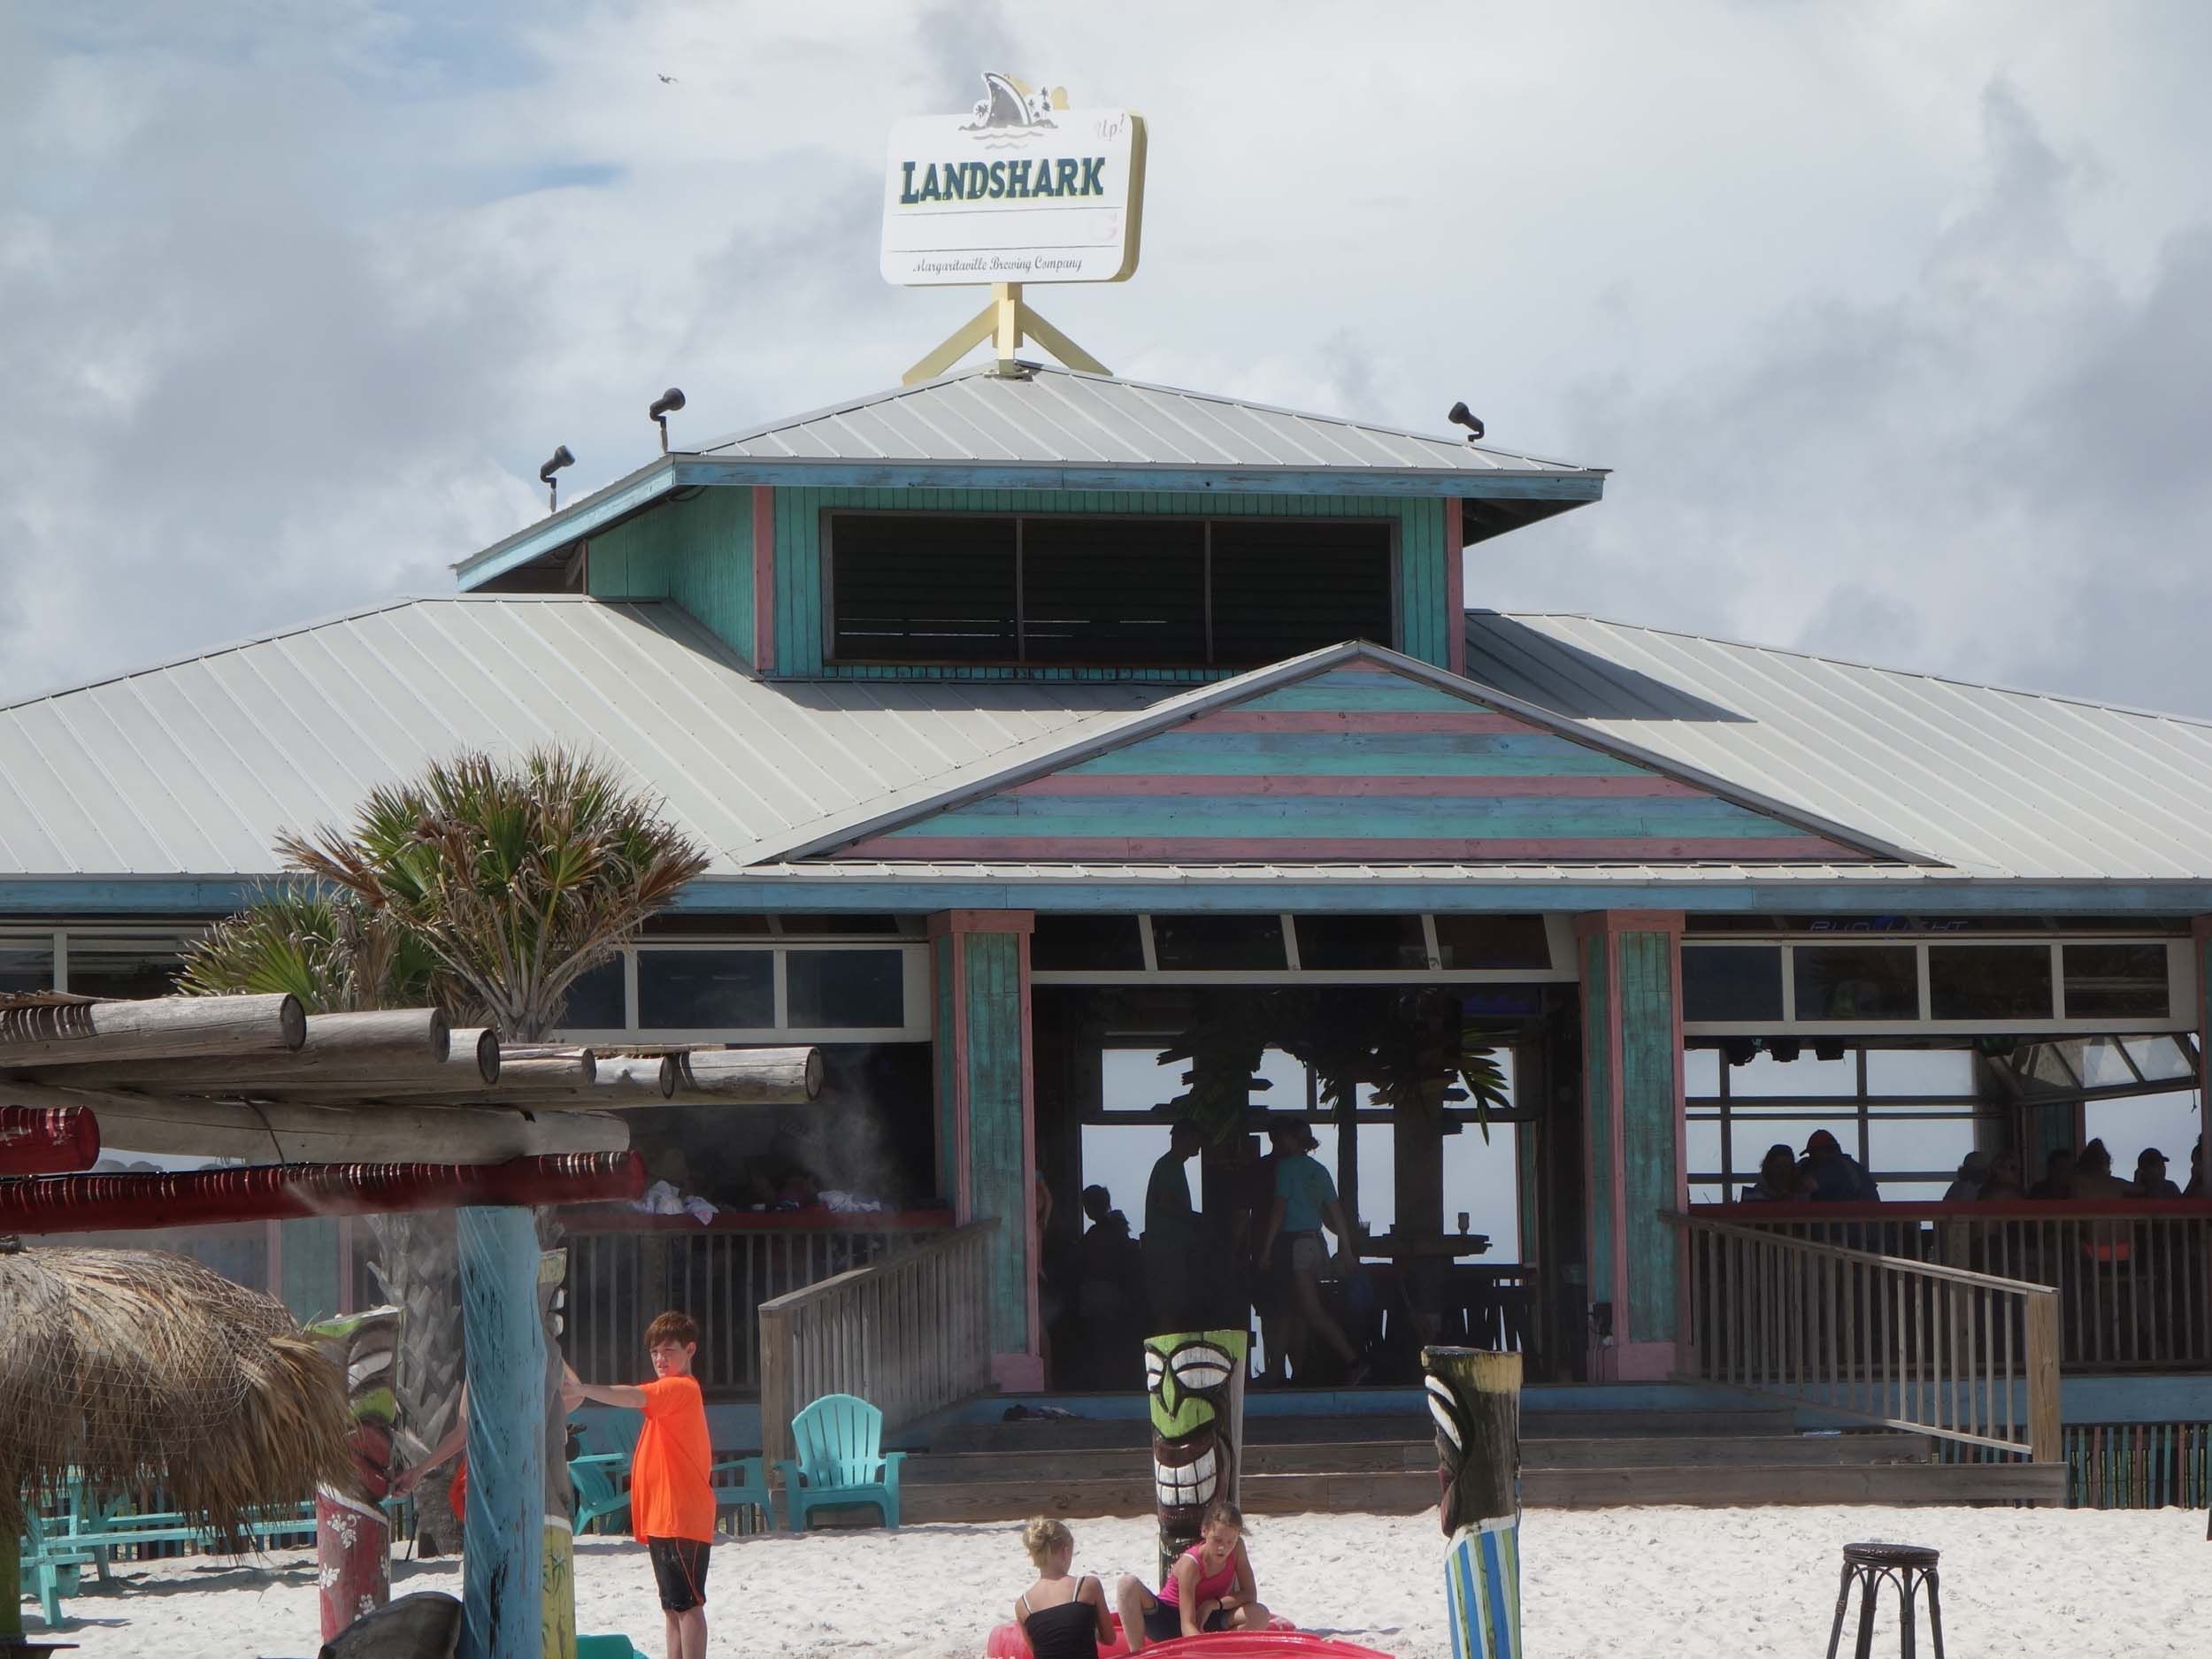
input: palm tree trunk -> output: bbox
[366,1209,467,1557]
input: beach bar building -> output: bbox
[5,360,2211,1508]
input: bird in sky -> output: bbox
[657,73,678,84]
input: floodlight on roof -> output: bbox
[539,445,576,512]
[649,388,687,453]
[1448,402,1486,442]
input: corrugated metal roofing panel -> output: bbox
[1463,612,2212,883]
[691,365,1599,479]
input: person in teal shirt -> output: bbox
[1256,1122,1366,1385]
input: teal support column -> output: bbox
[457,1205,545,1659]
[929,910,1041,1391]
[278,1216,342,1322]
[1574,911,1685,1383]
[2195,918,2211,1200]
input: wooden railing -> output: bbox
[758,1220,996,1469]
[1694,1201,2212,1372]
[1674,1213,2062,1462]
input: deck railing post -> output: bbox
[2026,1289,2063,1466]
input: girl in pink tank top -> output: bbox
[1114,1502,1271,1651]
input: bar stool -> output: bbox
[1825,1541,1944,1659]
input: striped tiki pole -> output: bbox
[1423,1347,1523,1659]
[309,1305,402,1643]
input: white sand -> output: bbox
[33,1506,2201,1658]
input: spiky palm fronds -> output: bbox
[175,885,438,1015]
[276,748,710,1042]
[0,1247,353,1547]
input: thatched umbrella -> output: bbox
[0,1243,354,1549]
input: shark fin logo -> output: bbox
[964,71,1068,133]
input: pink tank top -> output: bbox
[1157,1545,1238,1608]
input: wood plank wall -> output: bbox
[586,486,757,661]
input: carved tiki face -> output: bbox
[1144,1331,1243,1532]
[1425,1369,1474,1535]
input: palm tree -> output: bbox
[180,745,710,1556]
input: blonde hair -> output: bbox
[1023,1517,1074,1564]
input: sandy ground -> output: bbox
[29,1506,2202,1658]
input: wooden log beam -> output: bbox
[680,1047,822,1102]
[0,1078,625,1164]
[7,1007,460,1092]
[0,1152,645,1233]
[0,1103,100,1174]
[0,993,304,1067]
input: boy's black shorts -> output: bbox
[648,1535,711,1612]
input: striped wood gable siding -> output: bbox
[585,488,757,659]
[772,488,1453,677]
[835,664,1874,863]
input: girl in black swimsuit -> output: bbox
[1015,1518,1114,1659]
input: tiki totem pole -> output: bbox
[1142,1329,1248,1583]
[309,1305,402,1643]
[1423,1346,1522,1659]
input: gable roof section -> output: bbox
[1463,613,2212,882]
[783,642,1915,866]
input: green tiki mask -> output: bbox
[1143,1328,1248,1573]
[1423,1346,1522,1535]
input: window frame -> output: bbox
[1028,914,1577,985]
[558,937,930,1045]
[820,507,1402,670]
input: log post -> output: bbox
[1424,1345,1522,1659]
[678,1047,822,1101]
[0,1104,98,1174]
[0,992,304,1066]
[309,1305,401,1643]
[1141,1328,1247,1584]
[458,1206,545,1659]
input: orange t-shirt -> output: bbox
[631,1375,715,1544]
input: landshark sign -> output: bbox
[881,73,1147,286]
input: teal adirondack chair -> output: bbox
[773,1394,905,1531]
[568,1452,632,1536]
[710,1455,773,1535]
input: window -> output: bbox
[1793,946,1917,1021]
[1431,916,1552,972]
[61,942,180,1002]
[786,949,905,1028]
[826,511,1395,667]
[1682,945,1784,1022]
[561,958,627,1028]
[1033,915,1145,972]
[2063,943,2170,1018]
[1927,945,2051,1020]
[0,943,56,993]
[1149,914,1287,972]
[638,949,774,1030]
[1294,915,1428,972]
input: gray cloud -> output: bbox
[4,4,2212,725]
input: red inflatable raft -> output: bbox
[985,1617,1394,1659]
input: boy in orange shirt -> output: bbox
[565,1312,716,1659]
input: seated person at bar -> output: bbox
[2030,1148,2075,1200]
[2134,1148,2182,1198]
[1741,1143,1805,1202]
[2070,1139,2131,1201]
[1978,1150,2027,1200]
[1942,1150,1989,1202]
[1802,1130,1879,1202]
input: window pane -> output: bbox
[1208,519,1394,663]
[1149,914,1286,972]
[1927,945,2051,1020]
[829,513,1017,664]
[1022,518,1207,665]
[2121,1035,2193,1082]
[1686,1117,1724,1179]
[1863,1048,1977,1095]
[788,914,905,936]
[1729,1049,1859,1097]
[559,957,626,1028]
[1294,914,1428,972]
[1033,915,1146,972]
[0,943,57,994]
[638,949,773,1029]
[2062,943,2170,1018]
[1682,945,1784,1022]
[1865,1116,1975,1180]
[1431,915,1551,971]
[1683,1048,1722,1097]
[1102,1048,1187,1114]
[66,943,181,1001]
[1793,945,1917,1021]
[786,949,905,1028]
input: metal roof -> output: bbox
[1462,612,2212,882]
[688,365,1601,479]
[0,597,1162,880]
[5,595,2211,889]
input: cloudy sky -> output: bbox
[5,1,2210,712]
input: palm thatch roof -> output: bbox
[0,1245,353,1547]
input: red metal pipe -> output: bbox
[0,1151,644,1233]
[0,1104,100,1175]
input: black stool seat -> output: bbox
[1843,1543,1940,1570]
[1827,1541,1944,1659]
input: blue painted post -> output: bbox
[457,1205,545,1659]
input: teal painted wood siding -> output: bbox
[1617,929,1680,1345]
[963,930,1031,1356]
[1580,933,1616,1314]
[586,487,757,663]
[841,662,1867,864]
[773,488,1454,676]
